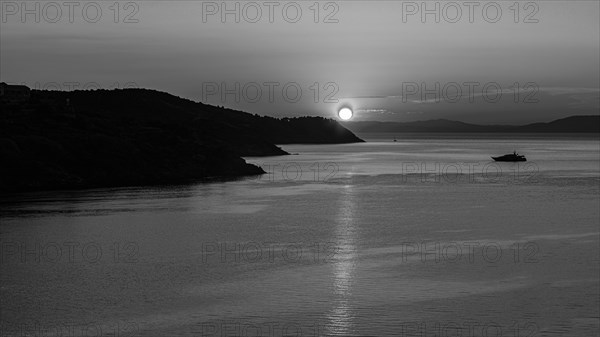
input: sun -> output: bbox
[338,107,353,121]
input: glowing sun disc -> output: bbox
[338,108,353,120]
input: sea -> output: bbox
[1,133,598,337]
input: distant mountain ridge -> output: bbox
[0,87,363,192]
[342,116,600,133]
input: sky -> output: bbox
[1,0,599,124]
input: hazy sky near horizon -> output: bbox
[1,0,599,124]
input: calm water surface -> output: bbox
[1,134,599,336]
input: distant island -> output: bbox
[342,116,600,133]
[0,85,363,192]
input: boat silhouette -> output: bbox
[491,151,526,162]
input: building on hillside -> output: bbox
[0,82,31,102]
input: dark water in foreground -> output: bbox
[1,135,599,336]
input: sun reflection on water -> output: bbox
[326,184,358,336]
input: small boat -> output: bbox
[491,151,526,162]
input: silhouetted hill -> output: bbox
[342,116,600,133]
[0,88,363,192]
[517,116,600,132]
